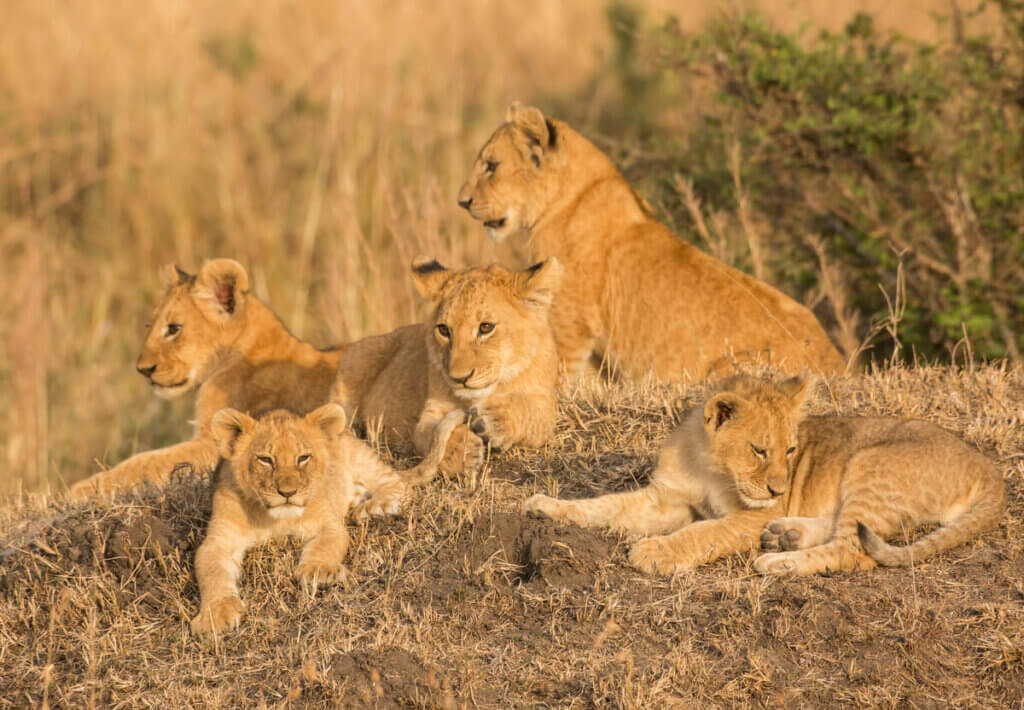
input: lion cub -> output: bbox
[525,376,1005,576]
[191,404,462,635]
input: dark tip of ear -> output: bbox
[526,261,544,274]
[545,119,557,147]
[174,265,194,284]
[413,259,445,275]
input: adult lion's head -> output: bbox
[135,258,250,399]
[410,256,563,400]
[210,404,346,519]
[457,102,563,243]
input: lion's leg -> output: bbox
[295,523,351,587]
[70,437,221,501]
[415,399,483,477]
[524,483,694,536]
[191,502,252,634]
[760,516,833,552]
[630,507,776,575]
[351,457,407,521]
[469,392,556,450]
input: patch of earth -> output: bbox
[330,646,458,710]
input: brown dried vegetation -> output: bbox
[1,366,1021,708]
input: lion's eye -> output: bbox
[296,454,311,466]
[750,444,767,459]
[478,322,494,336]
[256,455,274,467]
[485,160,498,175]
[165,323,181,337]
[436,324,451,339]
[786,446,797,457]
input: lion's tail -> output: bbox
[857,464,1005,567]
[401,409,466,487]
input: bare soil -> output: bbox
[1,366,1022,708]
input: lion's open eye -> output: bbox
[478,321,494,336]
[485,160,498,175]
[165,323,181,337]
[750,444,767,459]
[256,455,274,467]
[296,453,311,466]
[786,446,797,457]
[436,324,451,339]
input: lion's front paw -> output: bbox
[467,407,513,451]
[352,481,406,522]
[439,425,485,477]
[760,521,803,552]
[629,537,694,576]
[295,560,351,589]
[522,493,558,519]
[753,551,799,575]
[191,595,245,635]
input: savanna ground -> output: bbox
[2,367,1023,708]
[1,1,1023,708]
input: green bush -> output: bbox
[591,1,1024,364]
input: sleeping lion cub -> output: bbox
[459,102,844,381]
[525,376,1005,575]
[191,404,462,635]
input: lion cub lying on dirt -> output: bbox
[525,375,1005,575]
[191,403,461,635]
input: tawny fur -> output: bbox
[191,403,462,635]
[458,102,845,382]
[524,376,1005,576]
[330,257,562,476]
[70,260,345,500]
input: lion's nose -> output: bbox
[137,363,156,378]
[458,196,472,210]
[277,484,297,498]
[450,368,475,386]
[767,481,785,497]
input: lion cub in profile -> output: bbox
[525,376,1005,576]
[191,404,462,635]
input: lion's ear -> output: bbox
[210,408,255,459]
[160,263,193,288]
[505,101,553,149]
[703,393,743,432]
[779,375,820,414]
[410,256,451,300]
[306,403,347,440]
[194,259,249,320]
[516,257,563,311]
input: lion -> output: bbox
[458,102,846,382]
[330,256,563,475]
[190,403,463,635]
[524,375,1005,576]
[68,259,348,501]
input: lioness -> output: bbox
[69,259,346,500]
[330,257,563,474]
[525,375,1005,575]
[458,102,845,381]
[191,403,462,635]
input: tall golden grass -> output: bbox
[0,0,993,497]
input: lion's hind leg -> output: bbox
[524,483,693,536]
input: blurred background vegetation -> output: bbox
[1,0,1020,496]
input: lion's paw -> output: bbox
[467,407,512,451]
[629,537,692,576]
[191,595,245,635]
[352,482,405,522]
[295,560,351,589]
[760,521,804,552]
[522,493,558,518]
[753,551,799,575]
[439,425,485,477]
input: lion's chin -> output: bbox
[267,505,305,520]
[737,492,777,510]
[150,379,193,400]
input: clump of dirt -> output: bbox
[465,511,611,588]
[105,512,175,565]
[331,646,458,710]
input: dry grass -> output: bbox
[1,365,1022,708]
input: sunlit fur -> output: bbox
[330,258,562,476]
[525,375,1005,576]
[458,102,845,382]
[69,259,347,500]
[190,402,461,636]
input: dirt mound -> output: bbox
[331,647,458,710]
[466,511,612,588]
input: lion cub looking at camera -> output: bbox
[525,376,1005,576]
[191,403,462,635]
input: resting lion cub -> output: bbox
[331,257,562,475]
[191,403,462,635]
[459,102,845,381]
[525,376,1005,575]
[69,259,345,500]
